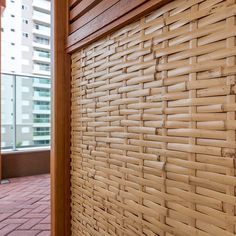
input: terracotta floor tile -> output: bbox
[0,175,51,235]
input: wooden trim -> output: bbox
[67,0,147,48]
[70,0,82,9]
[67,0,171,53]
[51,0,71,235]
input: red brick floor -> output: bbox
[0,174,50,236]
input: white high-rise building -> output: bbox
[1,0,51,149]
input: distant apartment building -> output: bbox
[1,0,51,149]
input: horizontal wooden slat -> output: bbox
[67,0,171,53]
[69,0,81,9]
[70,0,103,22]
[70,0,120,34]
[67,0,148,49]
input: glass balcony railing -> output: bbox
[1,73,51,150]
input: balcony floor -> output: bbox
[0,174,50,236]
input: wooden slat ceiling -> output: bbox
[67,0,170,53]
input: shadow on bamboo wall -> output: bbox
[70,0,236,235]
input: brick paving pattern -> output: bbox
[0,174,50,236]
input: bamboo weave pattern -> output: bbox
[71,0,236,235]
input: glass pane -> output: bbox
[1,74,14,150]
[15,75,51,149]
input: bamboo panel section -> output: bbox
[71,0,236,235]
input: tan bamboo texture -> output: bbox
[70,0,236,235]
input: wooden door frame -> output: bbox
[51,0,71,235]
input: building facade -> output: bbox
[1,0,51,149]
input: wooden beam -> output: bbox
[51,0,71,235]
[67,0,171,53]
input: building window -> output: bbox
[34,140,50,145]
[22,33,29,38]
[33,114,50,123]
[11,0,15,2]
[11,29,15,32]
[22,4,28,10]
[34,87,50,97]
[33,127,50,136]
[11,43,15,46]
[34,36,49,45]
[11,57,15,60]
[34,101,50,110]
[34,77,50,84]
[35,50,50,58]
[23,19,29,24]
[35,24,50,31]
[11,14,15,18]
[1,28,3,32]
[35,63,50,72]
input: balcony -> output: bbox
[33,51,51,64]
[33,77,51,89]
[33,0,51,13]
[33,10,50,25]
[33,41,50,51]
[33,27,50,37]
[33,64,51,76]
[33,94,51,102]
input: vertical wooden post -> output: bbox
[0,0,6,181]
[51,0,71,235]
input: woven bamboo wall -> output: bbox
[71,0,236,235]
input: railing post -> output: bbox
[12,74,16,151]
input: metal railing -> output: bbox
[1,73,51,151]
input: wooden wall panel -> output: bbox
[70,0,236,235]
